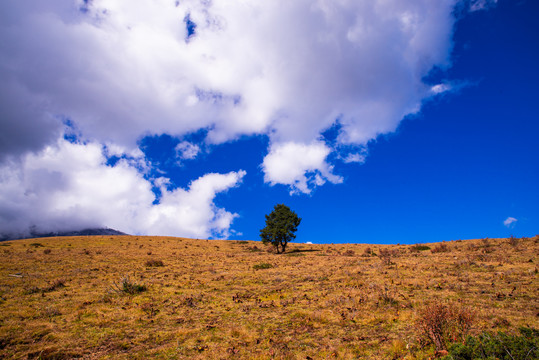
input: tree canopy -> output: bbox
[260,204,301,254]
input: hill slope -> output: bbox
[0,235,537,359]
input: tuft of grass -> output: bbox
[145,259,164,267]
[29,243,44,248]
[253,263,273,270]
[110,276,147,295]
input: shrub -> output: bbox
[29,243,44,248]
[343,249,355,256]
[253,263,273,270]
[432,243,450,253]
[379,248,397,266]
[362,247,373,257]
[416,302,475,351]
[145,259,164,267]
[508,235,519,247]
[46,279,66,292]
[410,244,431,252]
[444,327,538,360]
[111,276,147,295]
[43,248,52,254]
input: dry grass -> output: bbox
[0,235,537,359]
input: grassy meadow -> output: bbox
[0,235,537,359]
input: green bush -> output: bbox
[410,244,431,252]
[443,327,538,360]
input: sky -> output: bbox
[0,0,537,244]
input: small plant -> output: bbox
[432,242,450,253]
[416,302,475,351]
[145,259,164,267]
[29,243,44,248]
[111,276,147,295]
[45,279,66,292]
[410,244,431,252]
[362,247,373,257]
[379,248,397,266]
[43,248,52,254]
[508,235,519,247]
[343,249,355,256]
[253,263,273,270]
[141,302,160,318]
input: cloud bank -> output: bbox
[0,138,245,239]
[0,0,477,237]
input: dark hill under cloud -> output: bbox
[0,228,126,241]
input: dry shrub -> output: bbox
[431,242,450,253]
[343,249,355,256]
[379,248,397,266]
[43,248,52,254]
[145,259,164,267]
[362,247,373,257]
[416,302,475,351]
[508,235,519,247]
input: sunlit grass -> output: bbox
[0,235,537,359]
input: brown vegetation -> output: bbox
[0,235,537,359]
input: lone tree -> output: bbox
[260,204,301,254]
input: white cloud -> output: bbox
[0,139,245,239]
[175,141,201,161]
[503,217,517,228]
[431,83,452,95]
[1,0,458,156]
[0,0,469,234]
[469,0,498,12]
[262,141,342,194]
[342,153,367,164]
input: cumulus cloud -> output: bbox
[262,141,342,194]
[175,141,201,161]
[0,0,469,234]
[1,0,457,153]
[0,138,245,239]
[503,217,517,228]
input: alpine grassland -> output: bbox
[0,235,537,359]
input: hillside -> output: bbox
[0,235,537,359]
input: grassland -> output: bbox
[0,235,537,359]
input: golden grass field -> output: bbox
[0,235,537,359]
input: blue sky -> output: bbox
[0,0,537,243]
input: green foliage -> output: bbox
[443,327,539,360]
[111,276,147,295]
[260,204,301,254]
[253,263,273,270]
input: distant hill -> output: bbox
[0,228,127,241]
